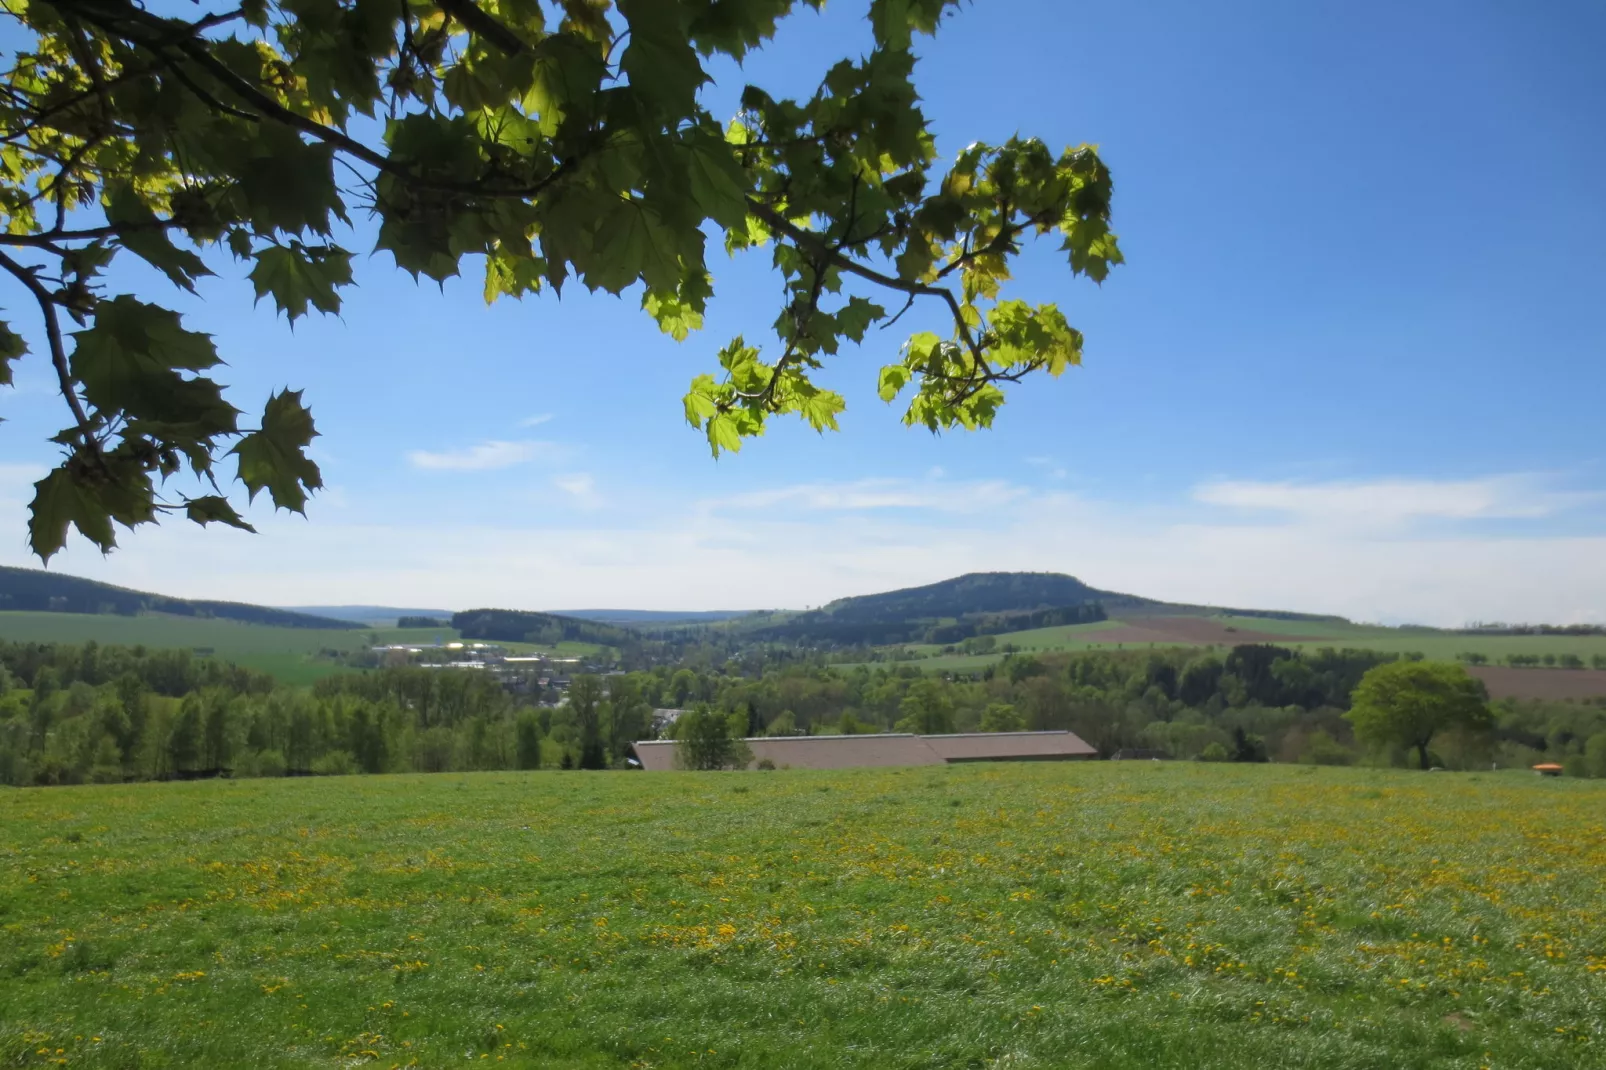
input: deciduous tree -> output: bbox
[674,702,747,770]
[567,673,606,769]
[0,0,1120,558]
[1345,661,1491,770]
[978,702,1021,732]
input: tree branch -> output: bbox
[61,0,574,200]
[0,248,98,446]
[745,197,989,367]
[435,0,530,56]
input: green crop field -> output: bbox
[2,765,1602,1069]
[902,620,1128,659]
[1211,616,1399,640]
[1288,633,1606,662]
[891,615,1606,676]
[0,612,367,685]
[0,615,614,685]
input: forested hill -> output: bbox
[0,566,363,629]
[555,609,754,625]
[744,572,1136,647]
[738,572,1350,647]
[819,572,1129,620]
[452,608,639,647]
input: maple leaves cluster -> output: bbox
[0,0,1120,559]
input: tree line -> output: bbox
[0,641,657,786]
[5,638,1606,786]
[656,644,1606,773]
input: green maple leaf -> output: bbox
[870,0,915,50]
[683,377,719,427]
[590,201,687,294]
[28,457,157,560]
[0,317,25,386]
[105,182,213,292]
[28,466,116,559]
[70,297,236,432]
[231,389,323,513]
[484,243,546,303]
[706,411,743,456]
[645,289,702,341]
[184,495,257,532]
[877,364,912,402]
[835,297,885,342]
[791,382,845,432]
[249,242,354,322]
[230,130,345,237]
[684,135,750,230]
[618,0,708,118]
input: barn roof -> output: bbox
[632,729,1097,771]
[921,730,1098,762]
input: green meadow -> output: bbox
[898,615,1606,674]
[0,614,609,685]
[0,612,367,685]
[2,764,1602,1068]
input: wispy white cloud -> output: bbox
[407,440,557,472]
[1193,475,1587,528]
[519,413,554,428]
[1025,456,1068,480]
[3,470,1603,628]
[553,472,601,508]
[702,477,1028,516]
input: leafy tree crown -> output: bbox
[1,0,1120,559]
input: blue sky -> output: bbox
[2,0,1604,623]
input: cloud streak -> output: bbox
[553,472,601,508]
[1193,475,1588,529]
[407,440,557,472]
[701,477,1028,516]
[2,469,1603,627]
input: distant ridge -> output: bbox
[553,609,755,625]
[0,566,365,629]
[288,605,455,625]
[739,571,1346,646]
[452,608,639,647]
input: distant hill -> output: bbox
[822,572,1125,620]
[452,608,638,647]
[0,566,364,630]
[288,605,455,625]
[554,609,756,626]
[736,572,1125,646]
[742,571,1344,647]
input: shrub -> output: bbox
[1300,730,1354,766]
[675,705,752,770]
[756,758,776,771]
[311,750,356,776]
[236,749,286,778]
[979,703,1024,733]
[1585,733,1606,779]
[1199,742,1229,762]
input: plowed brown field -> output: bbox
[1469,666,1606,701]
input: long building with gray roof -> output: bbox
[632,730,1096,771]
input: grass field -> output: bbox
[0,612,369,685]
[1287,633,1606,662]
[2,765,1602,1068]
[1211,615,1400,640]
[893,615,1606,682]
[0,614,612,685]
